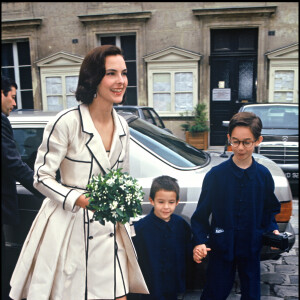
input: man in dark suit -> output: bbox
[1,75,43,299]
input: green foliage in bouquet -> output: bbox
[86,168,144,225]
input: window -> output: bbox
[37,52,83,111]
[273,70,296,102]
[145,47,201,116]
[152,72,194,113]
[99,34,137,105]
[267,44,298,103]
[45,76,78,111]
[1,40,33,109]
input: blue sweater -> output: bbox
[133,209,192,300]
[191,155,281,261]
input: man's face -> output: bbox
[1,87,17,116]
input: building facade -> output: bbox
[2,2,298,143]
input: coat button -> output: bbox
[110,233,114,237]
[88,236,93,240]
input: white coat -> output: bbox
[9,104,149,300]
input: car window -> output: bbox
[141,109,155,125]
[147,109,165,128]
[12,127,61,181]
[129,118,209,168]
[115,107,139,117]
[243,106,298,129]
[13,128,44,170]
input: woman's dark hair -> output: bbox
[150,175,180,201]
[228,111,262,140]
[1,75,18,96]
[75,45,124,104]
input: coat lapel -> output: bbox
[79,104,111,174]
[109,109,127,170]
[78,105,127,175]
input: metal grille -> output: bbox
[257,144,298,164]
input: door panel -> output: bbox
[210,29,258,146]
[210,56,257,145]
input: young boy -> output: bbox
[191,112,281,300]
[133,175,192,300]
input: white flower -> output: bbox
[86,169,143,224]
[109,201,118,210]
[125,180,133,186]
[106,178,115,186]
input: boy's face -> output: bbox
[149,189,179,222]
[227,126,263,166]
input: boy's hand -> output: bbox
[193,244,211,263]
[271,229,280,250]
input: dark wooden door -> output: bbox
[210,29,258,145]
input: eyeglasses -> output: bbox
[229,139,257,148]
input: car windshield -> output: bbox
[128,118,209,168]
[243,106,298,129]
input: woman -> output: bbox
[9,45,148,300]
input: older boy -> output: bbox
[191,112,281,300]
[133,176,192,300]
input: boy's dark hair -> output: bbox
[150,175,180,201]
[75,45,125,104]
[228,111,262,140]
[1,75,18,96]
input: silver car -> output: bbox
[238,103,298,190]
[5,109,296,287]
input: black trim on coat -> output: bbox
[63,189,75,210]
[64,156,91,163]
[83,209,90,300]
[61,183,87,191]
[116,250,127,295]
[36,108,78,183]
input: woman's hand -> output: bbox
[75,194,90,209]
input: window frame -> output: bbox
[41,73,79,111]
[148,68,198,116]
[268,67,298,103]
[1,40,33,109]
[145,47,201,117]
[37,52,83,111]
[98,33,138,105]
[266,44,299,104]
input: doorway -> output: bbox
[210,28,258,145]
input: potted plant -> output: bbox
[180,103,209,150]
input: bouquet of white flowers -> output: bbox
[86,168,144,225]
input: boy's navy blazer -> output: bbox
[133,209,192,298]
[191,155,281,261]
[1,112,42,225]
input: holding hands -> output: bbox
[193,244,211,263]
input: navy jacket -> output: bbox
[1,112,43,225]
[133,209,192,300]
[191,155,281,261]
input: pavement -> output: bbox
[184,198,299,300]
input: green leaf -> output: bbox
[116,208,124,217]
[98,218,105,226]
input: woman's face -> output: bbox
[96,54,128,105]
